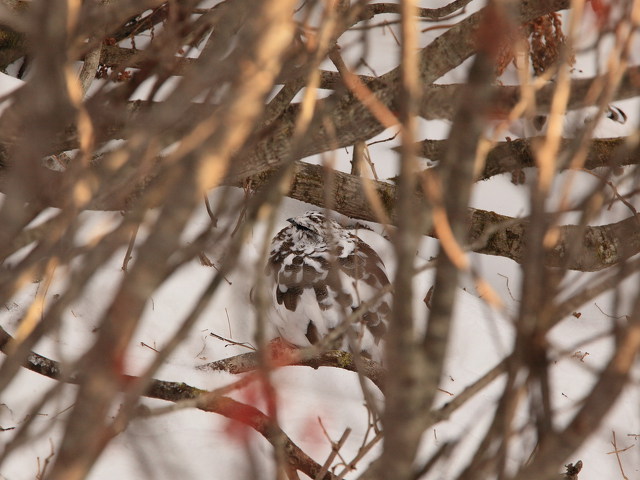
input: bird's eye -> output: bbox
[296,224,315,234]
[288,219,316,234]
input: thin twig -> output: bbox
[315,423,351,480]
[607,431,631,480]
[121,222,139,272]
[209,332,256,351]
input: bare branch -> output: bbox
[0,324,337,480]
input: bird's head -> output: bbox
[286,211,344,245]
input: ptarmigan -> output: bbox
[265,211,391,362]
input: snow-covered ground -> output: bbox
[1,189,639,480]
[2,1,640,479]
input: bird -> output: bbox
[265,211,391,362]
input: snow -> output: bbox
[2,199,638,479]
[0,72,23,116]
[1,2,640,479]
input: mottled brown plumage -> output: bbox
[266,211,391,361]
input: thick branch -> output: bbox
[99,44,197,76]
[467,208,640,271]
[0,159,637,271]
[418,65,640,121]
[0,324,337,480]
[407,137,640,179]
[360,0,473,21]
[226,0,571,181]
[198,349,385,391]
[3,63,635,172]
[251,162,640,272]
